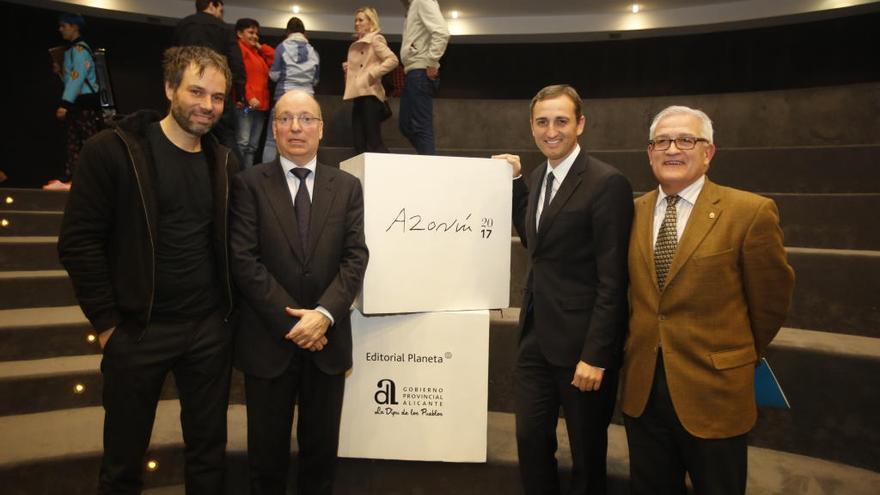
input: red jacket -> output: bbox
[238,39,274,111]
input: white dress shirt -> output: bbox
[652,174,706,246]
[279,154,317,202]
[277,154,334,325]
[536,144,580,229]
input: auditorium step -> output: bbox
[2,305,876,473]
[510,240,880,338]
[0,188,69,212]
[768,193,880,250]
[0,270,75,309]
[0,306,94,360]
[785,247,880,336]
[489,309,880,473]
[0,352,246,416]
[0,211,63,237]
[0,237,61,271]
[317,145,880,194]
[2,403,878,495]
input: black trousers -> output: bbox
[244,349,345,495]
[351,95,389,154]
[98,310,233,495]
[515,315,618,495]
[624,354,748,495]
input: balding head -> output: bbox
[272,91,324,165]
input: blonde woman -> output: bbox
[343,7,399,153]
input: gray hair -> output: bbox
[649,105,714,144]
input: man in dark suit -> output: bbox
[620,105,795,494]
[493,84,634,495]
[229,89,368,495]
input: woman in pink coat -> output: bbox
[343,7,399,153]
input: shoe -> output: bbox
[42,179,72,191]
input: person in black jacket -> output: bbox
[173,0,246,164]
[58,46,239,495]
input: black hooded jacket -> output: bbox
[58,110,238,332]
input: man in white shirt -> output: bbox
[494,84,634,495]
[229,90,368,495]
[620,105,794,495]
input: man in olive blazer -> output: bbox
[621,105,795,495]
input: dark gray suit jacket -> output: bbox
[512,149,633,370]
[229,159,368,377]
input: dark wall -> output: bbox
[2,0,878,186]
[439,13,880,99]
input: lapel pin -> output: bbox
[709,212,716,219]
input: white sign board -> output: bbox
[338,309,490,462]
[341,153,512,315]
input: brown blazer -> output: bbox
[620,178,795,439]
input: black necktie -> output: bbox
[291,167,311,252]
[539,171,554,228]
[654,195,680,290]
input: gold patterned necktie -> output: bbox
[654,195,680,290]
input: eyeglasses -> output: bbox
[648,136,709,151]
[274,114,322,128]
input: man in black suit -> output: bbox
[494,84,633,495]
[229,89,368,495]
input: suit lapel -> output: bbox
[635,189,659,290]
[306,164,338,263]
[262,159,306,262]
[536,150,586,241]
[525,164,543,254]
[663,179,723,288]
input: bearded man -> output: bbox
[58,45,240,494]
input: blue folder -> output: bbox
[755,358,790,409]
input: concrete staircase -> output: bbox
[2,85,879,492]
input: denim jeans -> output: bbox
[399,69,439,155]
[236,108,267,168]
[262,107,279,164]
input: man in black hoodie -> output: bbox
[58,46,239,494]
[174,0,246,164]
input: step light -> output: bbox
[86,333,97,344]
[3,196,12,205]
[146,460,159,471]
[73,383,85,394]
[1,219,9,228]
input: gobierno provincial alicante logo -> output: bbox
[368,350,451,418]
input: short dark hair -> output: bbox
[286,17,306,35]
[58,13,86,28]
[530,84,583,120]
[163,45,231,93]
[196,0,223,12]
[235,18,259,33]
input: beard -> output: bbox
[170,97,219,137]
